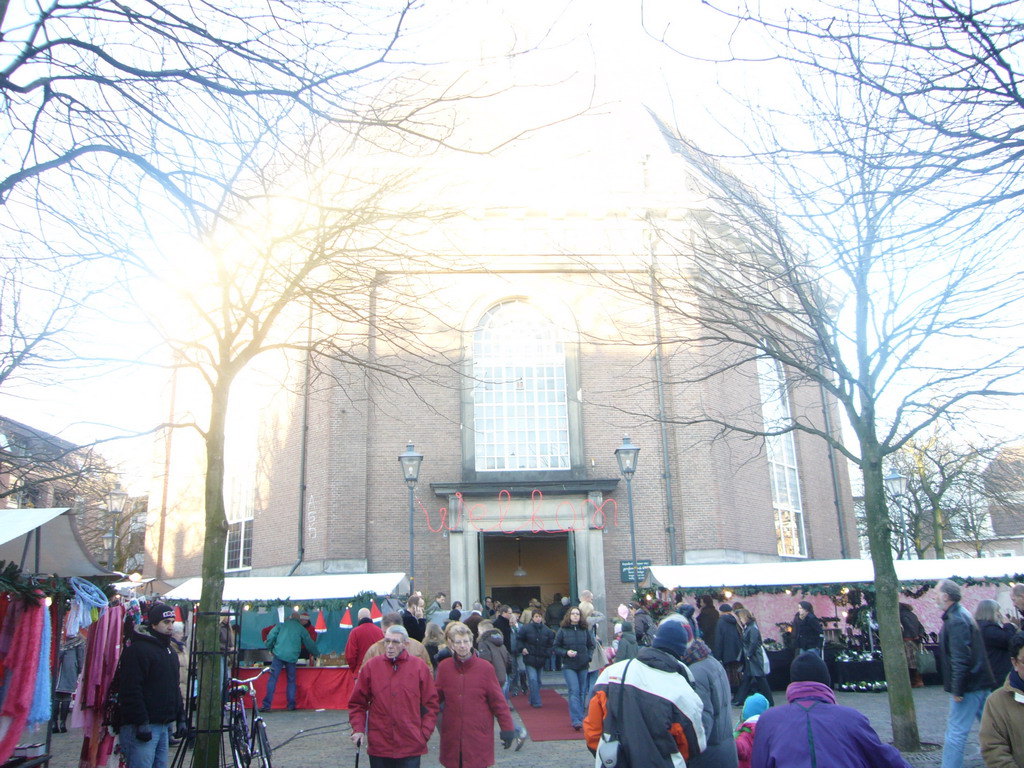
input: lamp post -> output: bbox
[398,442,423,592]
[104,487,130,570]
[883,470,909,559]
[615,435,641,593]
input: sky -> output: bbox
[2,0,1022,493]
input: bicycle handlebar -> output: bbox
[231,666,271,686]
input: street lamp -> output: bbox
[615,435,641,593]
[398,442,423,592]
[105,487,129,570]
[883,471,909,558]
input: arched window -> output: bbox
[472,301,571,472]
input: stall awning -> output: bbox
[163,572,410,602]
[645,556,1024,590]
[0,507,113,577]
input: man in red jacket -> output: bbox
[345,608,383,671]
[348,625,439,767]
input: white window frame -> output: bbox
[472,301,571,472]
[757,355,807,558]
[225,518,253,572]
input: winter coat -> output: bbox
[687,654,739,768]
[554,623,594,671]
[740,622,767,678]
[345,618,384,670]
[435,653,515,768]
[698,606,720,650]
[583,647,707,768]
[751,681,910,768]
[55,636,87,694]
[347,650,439,760]
[939,602,996,697]
[477,629,511,686]
[493,615,513,652]
[980,672,1024,768]
[735,716,759,768]
[518,621,555,669]
[633,608,655,646]
[979,619,1016,687]
[899,605,925,641]
[403,609,427,643]
[793,612,823,652]
[614,622,640,662]
[118,625,185,726]
[714,613,743,665]
[266,617,319,664]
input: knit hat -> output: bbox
[652,619,694,657]
[719,604,733,612]
[742,693,770,720]
[790,650,831,686]
[147,602,175,626]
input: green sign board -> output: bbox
[620,559,652,583]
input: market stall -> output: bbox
[0,508,115,768]
[644,556,1024,689]
[164,572,408,710]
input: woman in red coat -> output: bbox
[435,622,524,768]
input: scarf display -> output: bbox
[0,594,46,764]
[67,578,108,636]
[75,603,125,768]
[27,602,51,726]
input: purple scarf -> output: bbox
[786,680,836,705]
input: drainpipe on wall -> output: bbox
[288,313,314,577]
[647,215,680,565]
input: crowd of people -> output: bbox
[60,581,1024,768]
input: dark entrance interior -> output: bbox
[481,532,571,611]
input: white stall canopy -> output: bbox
[645,556,1024,591]
[0,507,112,577]
[164,572,410,602]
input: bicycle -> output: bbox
[226,667,273,768]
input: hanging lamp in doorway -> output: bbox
[513,537,527,577]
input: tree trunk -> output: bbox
[862,455,921,752]
[931,504,945,559]
[194,377,232,768]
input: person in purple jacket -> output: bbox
[751,651,910,768]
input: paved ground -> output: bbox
[41,678,979,767]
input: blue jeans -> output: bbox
[525,664,543,708]
[563,667,589,727]
[120,723,172,768]
[942,689,989,768]
[263,656,297,709]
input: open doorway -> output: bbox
[481,532,572,611]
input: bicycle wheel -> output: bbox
[252,718,272,768]
[230,710,251,768]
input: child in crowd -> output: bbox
[735,693,769,768]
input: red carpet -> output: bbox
[510,689,586,742]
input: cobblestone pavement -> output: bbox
[41,680,980,767]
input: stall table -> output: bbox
[239,666,355,710]
[834,659,885,686]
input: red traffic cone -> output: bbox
[315,610,327,633]
[370,600,383,623]
[339,607,353,629]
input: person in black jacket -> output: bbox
[712,604,743,696]
[937,579,996,768]
[793,601,824,655]
[518,612,554,708]
[553,606,594,731]
[402,594,427,642]
[900,602,927,687]
[118,602,186,768]
[975,599,1016,689]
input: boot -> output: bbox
[912,670,924,688]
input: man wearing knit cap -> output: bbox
[117,602,187,768]
[750,651,910,768]
[584,619,706,768]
